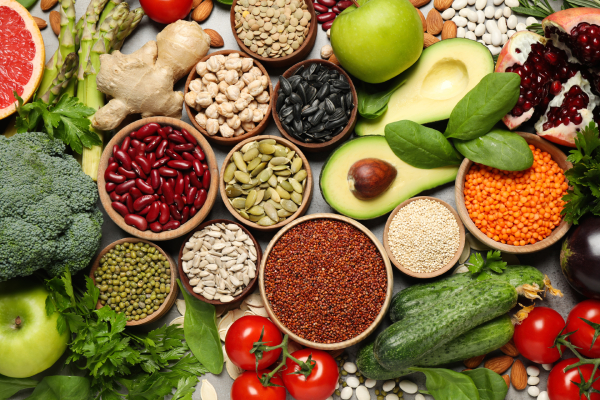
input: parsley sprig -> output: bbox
[465,250,508,277]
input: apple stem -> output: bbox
[351,0,360,6]
[14,316,22,329]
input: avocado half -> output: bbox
[355,38,495,136]
[320,136,458,220]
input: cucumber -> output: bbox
[374,280,517,370]
[389,265,544,322]
[357,314,514,380]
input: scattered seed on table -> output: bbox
[528,376,540,385]
[340,386,353,400]
[399,379,418,394]
[527,365,540,376]
[382,380,396,392]
[346,376,360,388]
[343,361,357,373]
[356,385,370,400]
[365,379,377,388]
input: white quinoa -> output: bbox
[388,199,460,273]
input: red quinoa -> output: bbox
[264,219,387,344]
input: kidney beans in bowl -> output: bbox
[98,117,219,241]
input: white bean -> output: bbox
[468,21,477,31]
[503,6,512,17]
[459,8,470,16]
[527,366,540,376]
[505,0,519,6]
[346,377,360,388]
[442,8,456,19]
[452,0,468,9]
[466,31,476,40]
[498,16,508,33]
[493,0,504,5]
[457,26,466,37]
[502,33,508,44]
[477,10,485,23]
[468,9,478,21]
[528,386,540,397]
[343,362,357,373]
[486,19,499,33]
[399,380,418,394]
[478,39,486,45]
[385,395,399,400]
[356,386,370,400]
[475,23,486,36]
[526,16,539,25]
[482,33,491,44]
[488,45,502,55]
[516,22,527,31]
[382,380,396,392]
[453,16,468,26]
[365,379,377,388]
[538,391,550,400]
[495,8,503,19]
[475,0,486,9]
[484,5,495,18]
[340,387,353,400]
[416,395,426,400]
[492,30,502,45]
[507,29,516,37]
[528,376,540,385]
[467,0,476,5]
[542,364,554,371]
[507,15,518,29]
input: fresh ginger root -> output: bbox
[92,20,210,131]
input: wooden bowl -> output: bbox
[272,59,358,153]
[98,117,219,241]
[219,135,313,232]
[89,238,178,327]
[383,196,466,279]
[177,219,262,306]
[455,132,573,254]
[259,213,394,350]
[229,0,318,69]
[184,50,273,147]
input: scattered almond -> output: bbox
[484,356,514,375]
[500,339,520,357]
[441,21,457,40]
[426,8,443,35]
[33,17,47,30]
[461,368,472,372]
[204,29,224,47]
[423,32,440,48]
[463,354,485,369]
[511,359,527,390]
[328,54,341,66]
[502,374,511,388]
[40,0,58,11]
[192,0,213,22]
[434,0,453,11]
[410,0,431,7]
[49,11,60,36]
[192,0,203,8]
[416,8,426,32]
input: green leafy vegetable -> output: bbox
[466,250,508,277]
[177,280,224,374]
[16,0,38,9]
[27,376,91,400]
[357,77,406,119]
[385,120,463,169]
[445,73,521,141]
[411,367,480,400]
[562,122,600,224]
[454,129,534,171]
[215,0,233,5]
[0,375,38,400]
[462,369,508,400]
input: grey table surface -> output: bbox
[17,0,586,398]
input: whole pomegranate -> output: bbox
[496,8,600,147]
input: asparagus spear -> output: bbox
[113,8,145,52]
[39,53,79,105]
[98,0,123,27]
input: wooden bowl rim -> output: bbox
[219,134,313,232]
[383,196,466,279]
[454,131,573,254]
[184,50,273,146]
[89,238,179,327]
[177,218,262,306]
[271,59,358,152]
[259,213,394,350]
[97,117,219,241]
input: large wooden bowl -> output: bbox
[229,0,318,69]
[219,135,313,232]
[89,238,178,327]
[184,50,272,147]
[272,59,358,153]
[98,117,219,241]
[259,213,394,350]
[177,219,262,306]
[383,196,466,278]
[455,132,572,254]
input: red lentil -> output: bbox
[264,219,387,344]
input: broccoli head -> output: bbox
[0,132,103,281]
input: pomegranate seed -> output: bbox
[573,114,583,124]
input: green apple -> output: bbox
[331,0,423,84]
[0,278,69,378]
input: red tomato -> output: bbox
[514,307,565,364]
[282,349,338,400]
[139,0,193,24]
[548,358,600,400]
[231,370,286,400]
[225,316,282,370]
[567,300,600,358]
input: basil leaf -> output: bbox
[357,77,406,119]
[445,73,521,140]
[0,375,38,400]
[411,368,480,400]
[177,279,223,374]
[462,369,508,400]
[385,120,463,169]
[454,129,534,171]
[27,376,90,400]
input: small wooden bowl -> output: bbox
[184,50,273,146]
[455,132,573,254]
[177,219,262,306]
[89,238,178,327]
[272,59,358,153]
[98,117,219,241]
[259,213,394,350]
[383,196,466,279]
[219,135,313,232]
[229,0,318,69]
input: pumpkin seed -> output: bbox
[245,190,257,209]
[276,185,291,200]
[241,178,259,189]
[231,198,246,209]
[259,143,275,154]
[224,162,237,182]
[232,152,247,172]
[248,205,265,215]
[286,150,296,160]
[261,154,273,162]
[268,174,278,188]
[294,169,307,182]
[271,164,289,171]
[274,146,288,157]
[277,209,293,217]
[234,171,251,184]
[264,187,273,200]
[291,191,303,205]
[269,188,281,202]
[226,185,243,198]
[281,199,298,213]
[289,178,303,193]
[259,167,273,183]
[241,141,258,153]
[239,209,250,219]
[247,157,262,171]
[255,190,265,205]
[264,202,278,221]
[251,162,267,177]
[270,156,289,166]
[267,199,282,209]
[275,169,292,176]
[249,213,264,222]
[243,147,259,162]
[290,157,302,174]
[257,216,276,226]
[280,180,294,192]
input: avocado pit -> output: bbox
[348,158,397,200]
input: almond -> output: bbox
[434,0,453,11]
[463,354,485,369]
[192,0,203,8]
[204,29,224,47]
[500,339,520,357]
[511,359,527,390]
[40,0,58,11]
[49,11,60,36]
[410,0,431,8]
[329,54,341,66]
[416,8,426,32]
[441,21,457,40]
[484,356,514,375]
[33,17,47,30]
[423,32,440,48]
[426,8,443,35]
[192,0,213,22]
[502,374,511,388]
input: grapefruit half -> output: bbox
[0,0,45,120]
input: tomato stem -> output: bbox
[554,334,600,393]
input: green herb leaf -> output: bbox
[177,280,224,374]
[27,376,91,400]
[357,77,406,119]
[466,253,485,275]
[411,368,480,400]
[454,129,534,171]
[385,120,463,169]
[462,369,508,400]
[445,73,521,140]
[485,250,508,274]
[0,375,38,400]
[172,376,199,400]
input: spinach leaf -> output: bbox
[454,129,534,171]
[385,120,463,169]
[445,73,521,140]
[462,369,508,400]
[357,77,406,119]
[411,368,480,400]
[27,376,90,400]
[177,280,223,374]
[0,375,38,400]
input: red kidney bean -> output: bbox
[113,144,120,155]
[168,133,186,144]
[314,3,329,12]
[317,12,335,22]
[133,195,154,211]
[156,140,168,158]
[173,194,184,211]
[159,194,166,202]
[322,19,334,30]
[157,128,167,140]
[146,136,162,152]
[136,178,154,195]
[146,202,160,222]
[107,162,119,174]
[125,214,148,231]
[170,205,182,221]
[148,152,156,166]
[181,206,190,224]
[159,126,173,137]
[123,193,133,214]
[135,156,151,174]
[337,0,353,9]
[193,146,205,161]
[152,157,170,169]
[159,167,177,177]
[190,172,202,189]
[202,170,211,189]
[150,221,163,232]
[150,170,161,190]
[184,174,190,188]
[186,186,197,205]
[165,149,182,160]
[190,206,198,217]
[168,141,175,151]
[114,149,132,170]
[108,156,115,164]
[143,135,158,143]
[181,129,196,144]
[162,181,175,204]
[112,202,129,217]
[194,188,207,209]
[109,192,121,202]
[174,143,194,152]
[127,147,137,160]
[167,177,175,187]
[118,167,137,179]
[136,123,161,140]
[181,194,187,205]
[136,143,146,157]
[153,193,159,201]
[158,178,165,195]
[121,136,131,152]
[332,5,341,13]
[181,153,195,163]
[163,220,180,231]
[175,173,185,196]
[318,0,336,6]
[130,187,143,200]
[115,180,136,195]
[159,203,170,224]
[131,161,148,180]
[105,171,126,184]
[131,139,141,148]
[192,159,204,176]
[167,160,192,170]
[138,205,151,216]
